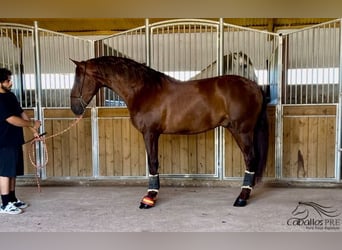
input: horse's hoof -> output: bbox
[233,197,247,207]
[139,195,156,209]
[139,202,153,209]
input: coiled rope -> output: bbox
[26,116,83,192]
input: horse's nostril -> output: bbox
[71,105,83,115]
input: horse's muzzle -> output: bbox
[71,106,84,115]
[70,103,84,116]
[70,96,87,115]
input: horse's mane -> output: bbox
[89,56,177,87]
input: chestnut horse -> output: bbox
[70,56,269,208]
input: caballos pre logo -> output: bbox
[287,202,341,230]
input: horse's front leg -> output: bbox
[139,132,160,209]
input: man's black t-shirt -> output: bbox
[0,92,25,147]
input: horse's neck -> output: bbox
[104,74,141,107]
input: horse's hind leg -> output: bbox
[139,132,160,209]
[228,129,257,207]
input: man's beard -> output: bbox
[0,84,11,93]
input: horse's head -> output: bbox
[291,202,309,219]
[292,202,340,219]
[70,59,101,115]
[232,51,258,82]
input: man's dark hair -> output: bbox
[0,68,12,83]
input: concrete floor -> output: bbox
[1,183,341,232]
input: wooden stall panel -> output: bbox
[43,109,92,177]
[98,108,146,176]
[224,131,245,177]
[282,105,336,178]
[97,108,216,176]
[158,130,215,175]
[264,106,276,177]
[224,106,276,178]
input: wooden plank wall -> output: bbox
[98,108,146,176]
[22,105,336,180]
[98,108,215,176]
[159,131,215,175]
[43,109,92,177]
[282,105,336,178]
[224,106,276,178]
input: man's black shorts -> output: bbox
[0,146,24,177]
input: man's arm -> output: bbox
[6,112,41,136]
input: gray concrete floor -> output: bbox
[0,185,341,232]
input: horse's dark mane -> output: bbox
[90,56,177,87]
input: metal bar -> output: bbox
[306,29,310,104]
[275,34,283,179]
[218,18,224,76]
[33,21,45,179]
[144,18,151,177]
[92,108,99,177]
[217,18,224,179]
[316,27,320,103]
[145,18,151,67]
[335,19,342,181]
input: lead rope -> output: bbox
[27,116,83,192]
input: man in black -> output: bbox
[0,68,41,214]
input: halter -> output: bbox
[70,62,88,112]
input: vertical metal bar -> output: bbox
[310,29,314,103]
[330,23,335,103]
[63,36,68,105]
[33,21,45,179]
[288,34,292,104]
[334,22,338,103]
[92,107,99,177]
[204,25,208,78]
[316,27,320,103]
[275,34,283,179]
[183,23,187,80]
[335,19,342,181]
[300,31,303,104]
[305,30,309,104]
[188,24,192,78]
[144,19,150,177]
[321,25,326,104]
[294,33,298,104]
[4,28,10,68]
[166,26,170,74]
[26,29,33,108]
[145,18,151,67]
[218,18,224,76]
[299,30,303,104]
[283,35,287,104]
[326,24,330,104]
[217,18,224,179]
[9,28,16,99]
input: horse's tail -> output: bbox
[253,88,269,183]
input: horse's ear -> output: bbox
[70,58,81,67]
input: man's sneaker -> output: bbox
[14,200,28,209]
[0,202,23,215]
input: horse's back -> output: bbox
[215,75,259,91]
[198,75,262,107]
[172,75,262,132]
